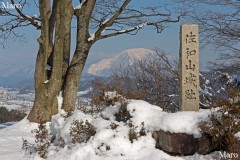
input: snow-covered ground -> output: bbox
[1,104,23,110]
[0,99,219,160]
[0,122,16,129]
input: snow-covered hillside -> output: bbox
[88,48,154,77]
[0,96,220,160]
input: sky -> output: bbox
[0,0,218,72]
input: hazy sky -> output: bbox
[0,0,218,71]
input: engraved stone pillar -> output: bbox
[179,24,199,111]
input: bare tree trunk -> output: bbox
[62,1,95,112]
[28,0,53,123]
[28,0,73,123]
[62,1,74,82]
[62,44,91,112]
[28,47,57,122]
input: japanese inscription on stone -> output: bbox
[179,24,199,111]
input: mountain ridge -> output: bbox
[88,48,154,76]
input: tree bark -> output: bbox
[62,44,92,112]
[28,0,72,123]
[62,0,95,112]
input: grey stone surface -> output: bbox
[179,24,200,111]
[153,130,219,155]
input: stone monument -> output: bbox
[179,24,199,111]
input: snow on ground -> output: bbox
[0,118,38,160]
[102,99,210,138]
[77,87,93,96]
[235,132,240,139]
[0,99,215,160]
[1,104,23,110]
[0,122,17,129]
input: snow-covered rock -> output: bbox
[0,99,216,160]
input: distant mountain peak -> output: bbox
[117,48,152,59]
[87,48,154,76]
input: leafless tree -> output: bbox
[0,0,184,122]
[180,0,240,59]
[91,49,238,111]
[174,0,240,82]
[97,49,180,112]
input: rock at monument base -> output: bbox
[153,130,219,155]
[197,134,219,154]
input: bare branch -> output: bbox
[10,0,41,29]
[185,0,240,56]
[95,13,181,41]
[94,0,132,39]
[91,0,183,42]
[0,0,41,45]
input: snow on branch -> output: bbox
[0,0,42,46]
[95,12,181,41]
[95,22,146,40]
[88,33,95,42]
[74,0,87,10]
[116,12,171,20]
[10,0,41,29]
[92,0,184,42]
[94,0,132,40]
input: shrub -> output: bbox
[0,106,26,123]
[69,119,96,144]
[200,88,240,153]
[110,122,119,130]
[57,137,65,149]
[128,121,146,143]
[96,143,111,154]
[22,122,51,159]
[115,101,132,123]
[128,121,138,143]
[22,138,36,155]
[22,117,97,158]
[33,123,51,158]
[139,122,146,136]
[103,92,124,106]
[91,79,124,107]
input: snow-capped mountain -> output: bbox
[88,48,154,76]
[0,48,154,89]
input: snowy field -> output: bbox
[0,122,16,129]
[0,98,220,160]
[1,104,23,110]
